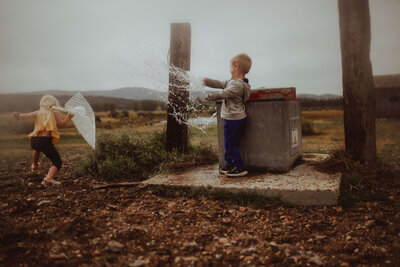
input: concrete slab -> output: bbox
[142,154,341,206]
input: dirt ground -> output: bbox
[1,156,399,267]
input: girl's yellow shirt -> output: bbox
[28,110,60,144]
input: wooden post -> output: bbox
[338,0,376,163]
[166,23,191,152]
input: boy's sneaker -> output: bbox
[219,165,234,174]
[226,166,248,177]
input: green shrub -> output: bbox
[79,131,167,181]
[78,130,218,182]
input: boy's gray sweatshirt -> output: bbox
[206,78,251,120]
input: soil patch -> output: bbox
[0,156,399,266]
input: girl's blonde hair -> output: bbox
[40,95,61,110]
[231,53,252,74]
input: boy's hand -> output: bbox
[202,77,208,85]
[13,112,20,119]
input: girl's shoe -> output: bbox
[41,178,61,186]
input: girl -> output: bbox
[14,95,74,185]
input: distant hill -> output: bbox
[16,87,165,101]
[0,94,167,113]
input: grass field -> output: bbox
[0,110,399,170]
[301,110,344,153]
[302,110,400,164]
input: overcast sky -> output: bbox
[1,0,399,95]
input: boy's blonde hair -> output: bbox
[231,53,252,74]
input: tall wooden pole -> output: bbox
[338,0,376,163]
[166,23,191,152]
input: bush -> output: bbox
[79,131,167,181]
[109,110,120,118]
[301,120,318,136]
[78,130,218,182]
[121,110,129,117]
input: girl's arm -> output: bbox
[14,111,37,120]
[54,111,74,128]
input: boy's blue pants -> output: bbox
[224,118,247,167]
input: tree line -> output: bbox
[300,97,343,110]
[0,93,343,113]
[0,94,167,113]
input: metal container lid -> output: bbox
[248,87,296,101]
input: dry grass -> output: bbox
[189,126,218,150]
[301,110,345,153]
[99,117,120,124]
[302,109,343,120]
[301,110,400,158]
[313,148,399,205]
[96,110,167,130]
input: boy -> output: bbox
[204,53,252,177]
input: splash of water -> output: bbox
[113,46,217,132]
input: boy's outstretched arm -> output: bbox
[207,80,243,101]
[203,78,229,89]
[14,111,37,120]
[54,111,74,128]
